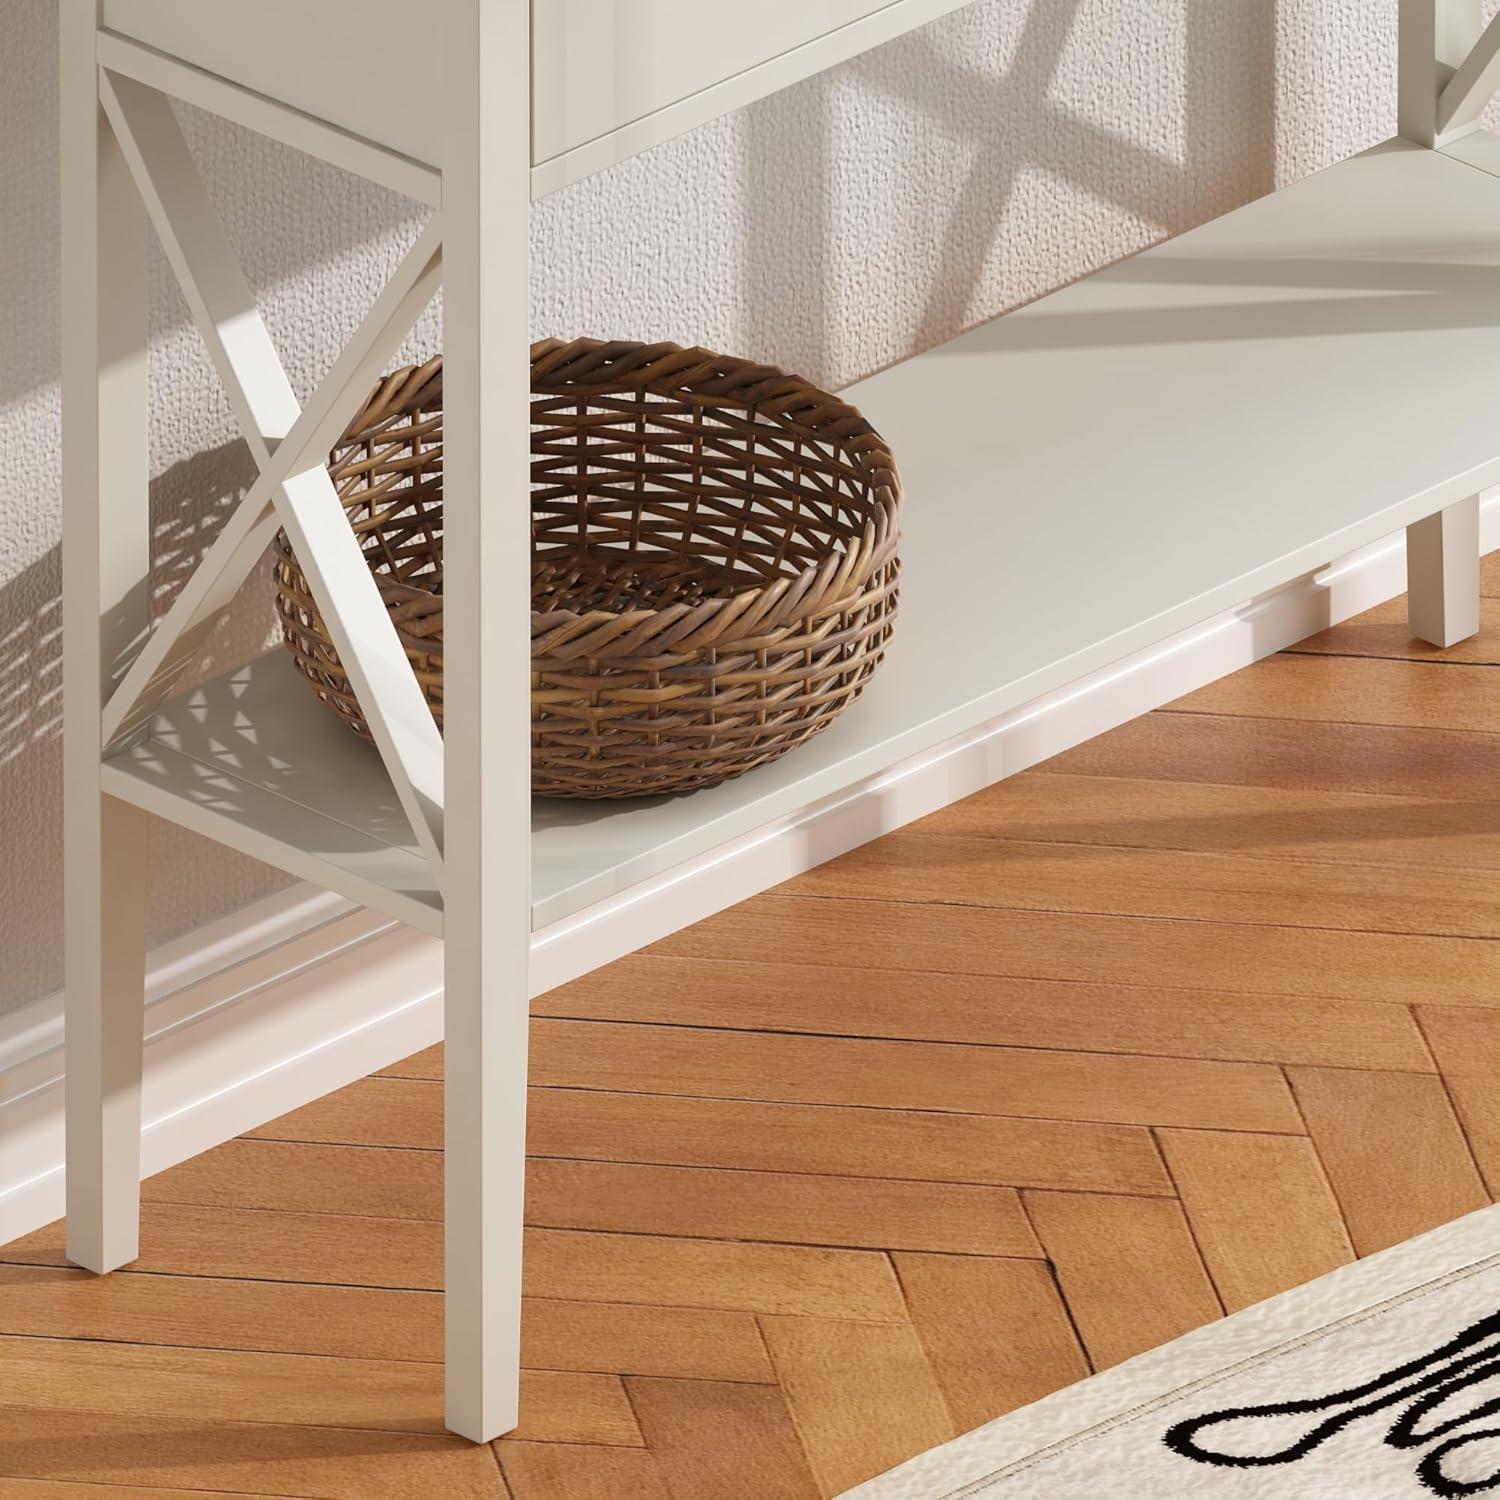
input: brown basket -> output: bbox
[272,336,902,799]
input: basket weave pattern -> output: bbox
[273,337,902,798]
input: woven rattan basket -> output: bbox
[272,337,902,798]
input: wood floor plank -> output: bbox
[893,1253,1089,1429]
[520,1297,775,1384]
[627,1378,821,1500]
[0,1265,772,1382]
[5,1203,441,1290]
[1045,708,1500,805]
[496,1442,671,1500]
[529,1088,1173,1197]
[522,1227,906,1323]
[8,605,1495,1491]
[1171,653,1500,734]
[0,1335,638,1446]
[790,831,1500,941]
[1416,1005,1500,1197]
[148,1140,1039,1257]
[0,1263,439,1364]
[759,1316,955,1497]
[1291,595,1500,665]
[527,1159,1041,1257]
[248,1077,441,1150]
[655,894,1500,1010]
[533,1018,1304,1133]
[381,1043,442,1080]
[0,1485,269,1499]
[549,955,1435,1071]
[1156,1129,1354,1311]
[0,1406,508,1497]
[146,1137,442,1220]
[3,1212,903,1322]
[1287,1067,1489,1254]
[246,1079,1172,1196]
[1023,1192,1223,1369]
[921,769,1500,880]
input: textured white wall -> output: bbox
[0,0,1427,1012]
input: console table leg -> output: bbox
[440,0,532,1444]
[1407,494,1480,648]
[64,796,148,1273]
[61,0,150,1274]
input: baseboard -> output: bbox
[4,500,1495,1246]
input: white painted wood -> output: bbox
[99,71,447,880]
[1,885,357,1085]
[440,0,533,1446]
[1407,494,1481,646]
[64,790,148,1273]
[103,0,444,168]
[534,0,929,161]
[1400,0,1484,145]
[101,221,444,745]
[1442,113,1500,174]
[96,487,1500,1025]
[16,495,1496,1259]
[529,0,977,192]
[60,0,149,1275]
[103,654,441,933]
[101,743,442,936]
[529,137,1500,922]
[100,71,300,460]
[1437,13,1500,137]
[96,31,441,206]
[530,500,1500,998]
[87,139,1500,940]
[270,466,448,880]
[1,892,428,1249]
[102,0,976,200]
[530,0,971,198]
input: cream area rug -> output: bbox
[845,1205,1500,1499]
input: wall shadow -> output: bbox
[736,0,1281,371]
[0,439,289,1012]
[4,0,428,421]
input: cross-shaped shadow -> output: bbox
[739,0,1279,377]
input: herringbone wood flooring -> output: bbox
[5,571,1500,1498]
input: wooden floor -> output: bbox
[6,569,1500,1498]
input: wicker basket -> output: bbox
[272,337,902,799]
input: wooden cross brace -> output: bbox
[1401,0,1500,146]
[96,69,448,884]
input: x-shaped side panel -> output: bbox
[97,70,448,884]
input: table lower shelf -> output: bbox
[106,134,1500,951]
[103,660,443,934]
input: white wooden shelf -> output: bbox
[102,659,441,934]
[103,132,1500,948]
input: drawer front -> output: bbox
[102,0,443,166]
[103,0,966,188]
[532,0,909,164]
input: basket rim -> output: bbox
[321,336,902,649]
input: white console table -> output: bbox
[61,0,1500,1444]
